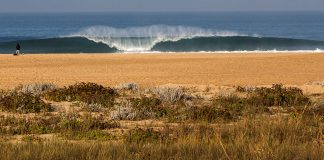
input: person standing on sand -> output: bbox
[16,43,21,55]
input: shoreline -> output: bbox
[0,52,323,89]
[1,50,324,54]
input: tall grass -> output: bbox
[0,114,322,160]
[0,83,323,159]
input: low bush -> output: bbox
[224,84,309,108]
[44,82,118,107]
[170,105,243,123]
[21,135,43,142]
[110,102,137,120]
[0,116,60,135]
[14,83,57,95]
[0,113,120,137]
[125,128,163,144]
[62,130,115,141]
[59,113,120,132]
[77,102,103,112]
[248,84,310,107]
[130,97,167,119]
[115,83,139,91]
[163,94,246,122]
[151,86,185,104]
[213,94,245,109]
[110,97,167,120]
[0,91,52,113]
[58,113,119,140]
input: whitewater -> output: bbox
[70,25,247,52]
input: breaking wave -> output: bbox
[70,25,245,52]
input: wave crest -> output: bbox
[69,25,246,52]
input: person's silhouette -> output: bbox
[16,43,21,55]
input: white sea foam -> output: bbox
[69,25,246,52]
[123,49,324,54]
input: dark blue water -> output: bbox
[1,12,324,53]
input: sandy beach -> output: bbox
[0,52,323,89]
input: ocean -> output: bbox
[0,12,324,53]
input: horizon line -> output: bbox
[1,10,324,14]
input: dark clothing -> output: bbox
[16,43,21,50]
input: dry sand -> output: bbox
[0,53,324,89]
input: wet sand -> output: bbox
[0,53,324,89]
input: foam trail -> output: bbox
[70,25,245,52]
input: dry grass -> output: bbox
[0,83,323,160]
[14,83,57,96]
[115,83,139,91]
[0,114,322,160]
[151,86,185,104]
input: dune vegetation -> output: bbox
[0,82,323,160]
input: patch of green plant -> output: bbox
[0,91,52,113]
[213,94,246,109]
[166,95,245,122]
[44,82,118,107]
[21,135,43,142]
[222,84,309,108]
[0,114,120,136]
[248,84,310,107]
[172,105,243,123]
[130,97,168,119]
[58,113,120,133]
[62,130,115,141]
[125,128,164,144]
[0,116,60,135]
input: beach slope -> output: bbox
[0,53,323,88]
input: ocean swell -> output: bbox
[1,25,324,53]
[152,36,324,52]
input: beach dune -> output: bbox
[0,53,323,89]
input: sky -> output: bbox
[1,0,324,13]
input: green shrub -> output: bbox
[248,84,310,107]
[125,128,163,144]
[0,116,60,135]
[21,135,43,142]
[62,130,115,141]
[0,113,120,136]
[0,91,52,113]
[58,113,120,133]
[213,94,245,109]
[223,84,309,108]
[165,95,245,122]
[131,97,167,119]
[111,97,168,120]
[174,105,243,122]
[44,82,118,107]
